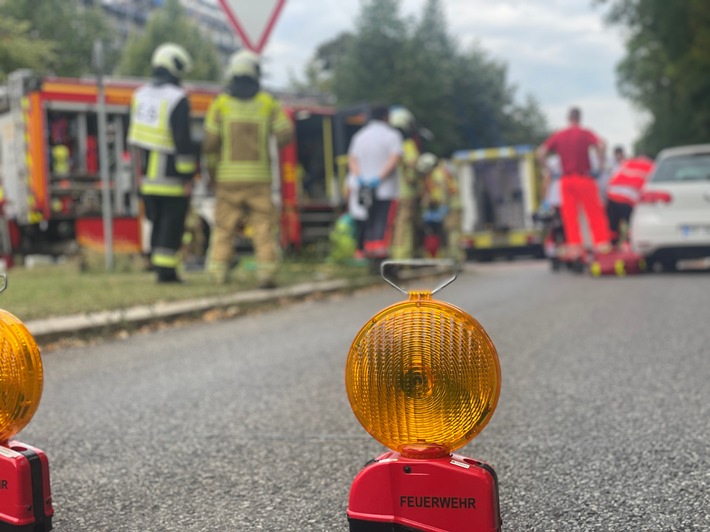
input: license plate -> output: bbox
[679,224,710,237]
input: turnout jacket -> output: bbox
[202,90,293,183]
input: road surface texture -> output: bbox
[20,261,710,531]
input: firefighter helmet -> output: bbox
[389,106,416,132]
[151,43,193,79]
[417,153,438,174]
[227,49,261,80]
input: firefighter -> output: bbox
[127,43,197,283]
[202,50,294,287]
[389,106,421,259]
[605,155,654,246]
[418,153,464,262]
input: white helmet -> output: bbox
[416,153,438,174]
[389,106,415,132]
[227,49,261,80]
[151,43,192,79]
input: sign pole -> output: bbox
[93,39,114,272]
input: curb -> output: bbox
[25,276,377,344]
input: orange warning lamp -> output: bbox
[346,261,503,532]
[0,309,44,443]
[0,274,54,531]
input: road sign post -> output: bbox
[218,0,287,53]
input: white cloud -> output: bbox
[260,0,642,149]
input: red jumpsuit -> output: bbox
[542,126,611,253]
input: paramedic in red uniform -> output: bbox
[536,107,611,259]
[605,155,654,246]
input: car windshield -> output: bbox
[651,153,710,182]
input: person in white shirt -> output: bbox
[344,172,369,258]
[347,104,403,258]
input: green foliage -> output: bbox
[333,0,411,105]
[115,0,222,82]
[0,0,117,77]
[297,0,547,155]
[599,0,710,155]
[0,258,368,322]
[0,17,56,80]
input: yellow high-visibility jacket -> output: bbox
[127,81,196,197]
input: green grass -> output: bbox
[0,253,371,322]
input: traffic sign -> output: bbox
[218,0,287,54]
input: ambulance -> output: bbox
[452,145,544,261]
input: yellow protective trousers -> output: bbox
[208,182,279,283]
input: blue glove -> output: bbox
[364,176,380,188]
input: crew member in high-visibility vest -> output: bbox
[202,50,294,287]
[127,43,197,283]
[418,153,464,261]
[605,156,654,246]
[389,106,421,259]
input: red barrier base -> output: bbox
[0,441,53,531]
[348,451,501,532]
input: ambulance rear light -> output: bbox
[639,190,672,204]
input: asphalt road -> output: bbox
[20,260,710,531]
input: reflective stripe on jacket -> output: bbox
[202,91,293,183]
[399,138,420,200]
[606,157,654,206]
[128,82,196,197]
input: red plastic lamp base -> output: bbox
[0,441,53,531]
[347,451,501,532]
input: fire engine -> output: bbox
[0,69,342,260]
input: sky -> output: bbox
[253,0,647,154]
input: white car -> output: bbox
[631,144,710,271]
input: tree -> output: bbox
[115,0,222,82]
[0,17,56,80]
[332,0,411,105]
[0,0,116,77]
[597,0,710,154]
[320,0,547,155]
[405,0,459,155]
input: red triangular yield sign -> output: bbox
[218,0,287,54]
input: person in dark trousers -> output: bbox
[347,104,403,260]
[128,43,197,283]
[605,156,654,246]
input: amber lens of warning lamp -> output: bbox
[0,309,44,442]
[346,291,500,459]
